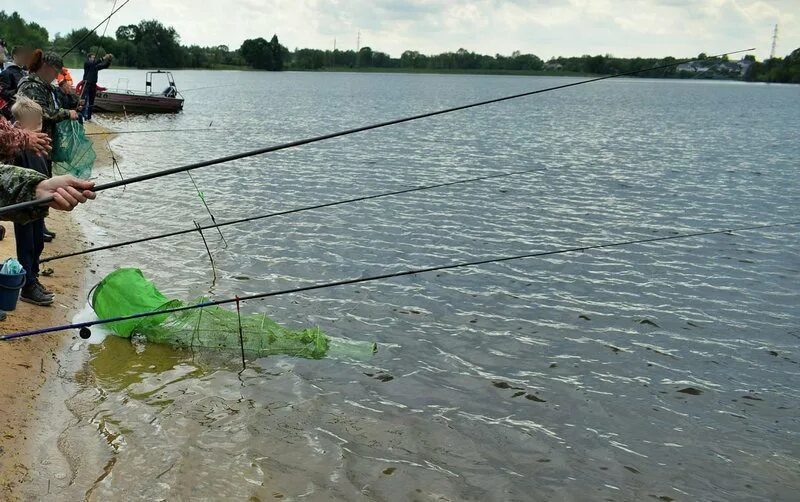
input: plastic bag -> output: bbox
[52,120,95,179]
[0,258,24,275]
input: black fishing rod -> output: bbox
[2,220,796,342]
[41,167,545,263]
[85,127,219,136]
[61,0,131,58]
[86,0,119,61]
[0,48,753,217]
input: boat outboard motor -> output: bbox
[162,85,178,98]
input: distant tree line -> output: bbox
[746,48,800,83]
[1,10,798,84]
[291,47,546,72]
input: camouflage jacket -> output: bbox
[0,163,48,223]
[17,73,71,138]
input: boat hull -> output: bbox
[94,91,184,114]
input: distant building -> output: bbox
[676,62,713,73]
[544,62,563,71]
[676,59,752,78]
[736,58,754,76]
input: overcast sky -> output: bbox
[10,0,798,60]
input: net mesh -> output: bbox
[51,120,95,179]
[91,268,376,360]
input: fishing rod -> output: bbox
[0,47,754,217]
[85,127,220,136]
[41,167,545,263]
[61,0,131,58]
[86,0,119,61]
[3,220,797,342]
[102,0,119,39]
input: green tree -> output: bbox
[269,35,288,70]
[133,20,184,68]
[240,37,273,69]
[0,10,49,49]
[357,46,373,67]
[115,25,138,41]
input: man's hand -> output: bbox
[69,109,80,120]
[25,130,52,157]
[35,176,96,211]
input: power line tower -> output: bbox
[769,23,778,60]
[356,31,361,67]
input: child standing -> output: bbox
[10,96,54,306]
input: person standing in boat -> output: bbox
[81,52,113,121]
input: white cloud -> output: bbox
[5,0,798,60]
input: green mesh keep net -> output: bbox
[51,120,95,179]
[91,268,377,360]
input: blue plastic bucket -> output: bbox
[0,271,26,311]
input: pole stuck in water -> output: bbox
[0,48,754,217]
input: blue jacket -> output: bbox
[0,63,25,102]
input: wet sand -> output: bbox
[0,122,115,498]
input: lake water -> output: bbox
[24,70,800,500]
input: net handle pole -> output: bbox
[235,296,246,371]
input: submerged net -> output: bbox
[51,120,95,179]
[91,268,376,360]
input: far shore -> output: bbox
[65,61,597,77]
[64,64,771,83]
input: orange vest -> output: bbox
[57,67,74,86]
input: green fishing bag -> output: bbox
[91,268,376,360]
[51,120,95,179]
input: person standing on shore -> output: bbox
[0,118,95,237]
[9,97,54,306]
[0,46,30,120]
[81,53,112,121]
[1,116,96,218]
[17,51,80,144]
[17,50,81,242]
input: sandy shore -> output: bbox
[0,122,116,498]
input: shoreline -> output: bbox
[0,122,116,499]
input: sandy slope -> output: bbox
[0,121,116,498]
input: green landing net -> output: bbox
[51,120,95,179]
[91,268,376,360]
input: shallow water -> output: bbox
[30,71,800,500]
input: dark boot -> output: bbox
[20,284,54,306]
[35,280,54,297]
